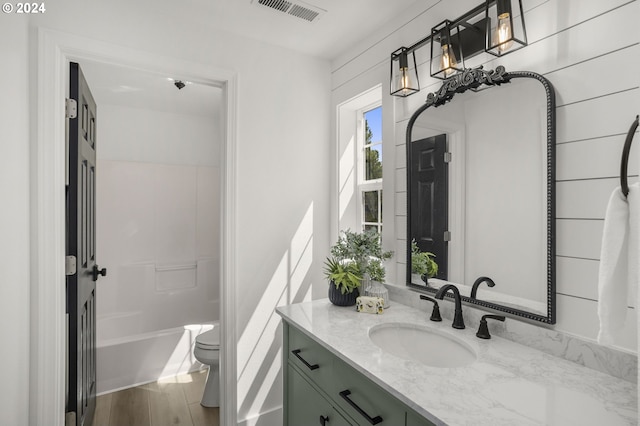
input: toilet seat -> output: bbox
[195,326,220,350]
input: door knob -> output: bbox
[319,415,329,425]
[92,265,107,281]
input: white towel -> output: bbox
[597,183,639,345]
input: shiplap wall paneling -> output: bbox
[333,0,637,99]
[547,1,638,351]
[557,135,639,181]
[557,179,621,219]
[557,90,639,144]
[332,0,638,350]
[556,220,603,260]
[556,257,600,300]
[557,294,636,348]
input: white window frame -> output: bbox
[356,102,383,233]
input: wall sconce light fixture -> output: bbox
[390,0,527,96]
[485,0,527,56]
[430,20,465,80]
[390,47,420,97]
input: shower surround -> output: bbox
[95,160,221,393]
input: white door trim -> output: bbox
[31,28,238,426]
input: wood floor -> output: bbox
[93,370,219,426]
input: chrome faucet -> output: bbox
[434,284,465,329]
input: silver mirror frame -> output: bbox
[405,66,556,324]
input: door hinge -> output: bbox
[65,255,77,276]
[444,152,452,163]
[65,98,77,119]
[444,231,451,242]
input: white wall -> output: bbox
[1,2,331,424]
[0,16,31,426]
[98,104,222,166]
[331,0,639,352]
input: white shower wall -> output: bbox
[95,101,222,343]
[97,161,220,340]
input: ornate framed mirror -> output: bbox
[405,66,556,323]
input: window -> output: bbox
[337,86,383,234]
[359,105,383,233]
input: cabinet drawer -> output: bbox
[288,325,336,393]
[284,322,435,426]
[287,365,353,426]
[331,358,407,426]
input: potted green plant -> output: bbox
[330,229,394,279]
[367,258,386,283]
[325,229,394,306]
[365,257,391,308]
[323,257,362,306]
[411,239,438,285]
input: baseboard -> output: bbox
[237,406,282,426]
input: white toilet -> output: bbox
[193,322,220,407]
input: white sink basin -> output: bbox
[368,322,477,368]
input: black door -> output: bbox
[409,134,448,279]
[66,62,105,426]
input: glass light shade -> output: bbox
[390,47,420,97]
[485,0,527,56]
[440,44,458,77]
[430,20,465,80]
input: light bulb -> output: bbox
[396,67,415,96]
[401,68,412,92]
[494,12,514,53]
[440,44,457,77]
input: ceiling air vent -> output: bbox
[251,0,326,23]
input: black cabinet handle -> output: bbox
[291,349,319,370]
[319,415,329,425]
[339,390,382,425]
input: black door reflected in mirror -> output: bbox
[405,67,556,324]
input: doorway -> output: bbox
[33,30,237,426]
[79,60,223,397]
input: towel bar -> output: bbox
[620,115,638,198]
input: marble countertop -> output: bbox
[276,299,637,426]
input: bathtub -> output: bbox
[95,259,220,394]
[96,316,215,394]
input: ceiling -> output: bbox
[80,61,223,118]
[183,0,420,59]
[80,0,422,117]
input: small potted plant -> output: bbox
[366,257,391,308]
[411,239,438,285]
[367,258,386,283]
[330,229,393,279]
[323,257,362,306]
[325,229,394,306]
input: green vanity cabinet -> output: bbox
[331,357,407,426]
[287,364,353,426]
[287,319,337,393]
[283,321,436,426]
